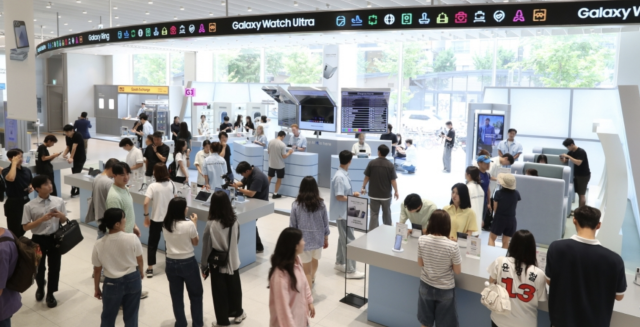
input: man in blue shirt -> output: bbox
[290,124,307,152]
[497,128,523,165]
[330,151,364,279]
[73,111,92,151]
[479,118,496,154]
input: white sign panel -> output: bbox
[346,196,368,231]
[466,235,481,259]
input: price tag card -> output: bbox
[536,248,547,272]
[466,235,481,259]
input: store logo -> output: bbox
[494,10,505,22]
[87,32,110,42]
[418,13,430,24]
[124,30,130,39]
[162,27,168,35]
[401,13,412,25]
[199,24,206,33]
[454,11,467,23]
[578,7,639,20]
[351,15,363,26]
[368,15,378,25]
[336,16,346,26]
[474,11,486,23]
[145,28,151,37]
[138,29,144,37]
[170,26,177,35]
[533,9,547,21]
[189,24,196,33]
[179,25,186,34]
[437,12,448,24]
[384,14,395,25]
[209,23,217,32]
[153,27,160,36]
[118,31,122,39]
[513,10,525,22]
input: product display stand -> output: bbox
[340,196,369,309]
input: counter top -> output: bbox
[0,157,72,171]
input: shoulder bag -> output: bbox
[53,220,84,255]
[207,223,233,269]
[480,257,511,314]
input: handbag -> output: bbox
[480,257,511,314]
[53,220,84,255]
[207,223,233,269]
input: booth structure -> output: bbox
[262,149,318,198]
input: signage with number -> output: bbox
[185,88,196,97]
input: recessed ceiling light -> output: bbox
[209,12,213,16]
[148,1,153,4]
[116,24,120,26]
[174,16,178,19]
[145,11,150,15]
[221,1,225,5]
[46,2,52,9]
[58,15,61,18]
[64,23,68,25]
[115,16,119,19]
[143,20,147,23]
[82,11,87,14]
[180,6,184,10]
[88,20,92,22]
[113,6,118,9]
[248,7,252,11]
[294,1,298,6]
[76,0,81,3]
[34,19,37,21]
[50,31,54,33]
[69,29,73,31]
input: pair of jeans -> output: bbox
[442,146,452,172]
[101,271,142,327]
[417,281,458,327]
[369,198,391,231]
[4,198,29,238]
[401,163,416,173]
[147,221,163,266]
[335,220,356,272]
[166,257,204,327]
[0,317,11,327]
[210,268,243,326]
[32,234,61,295]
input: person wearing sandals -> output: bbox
[200,191,246,326]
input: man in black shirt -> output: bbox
[219,116,233,133]
[234,161,269,252]
[546,206,626,327]
[441,121,455,173]
[144,132,170,177]
[36,135,62,197]
[62,124,86,197]
[218,132,233,180]
[2,149,33,237]
[560,138,591,207]
[379,124,398,156]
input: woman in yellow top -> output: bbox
[443,183,479,240]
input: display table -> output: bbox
[262,149,318,198]
[0,156,72,199]
[64,173,274,268]
[233,141,264,169]
[330,155,393,193]
[189,133,250,170]
[348,226,640,327]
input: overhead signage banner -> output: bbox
[36,1,640,56]
[117,86,169,94]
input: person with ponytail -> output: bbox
[465,166,485,230]
[92,208,144,326]
[268,227,315,327]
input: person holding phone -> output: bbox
[62,124,86,197]
[36,135,62,197]
[2,149,33,238]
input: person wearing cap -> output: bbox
[489,173,521,249]
[497,128,523,164]
[441,121,455,173]
[476,155,492,230]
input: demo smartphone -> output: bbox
[393,234,403,251]
[13,21,29,49]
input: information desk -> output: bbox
[0,157,71,199]
[189,133,250,170]
[262,149,318,198]
[348,226,640,327]
[64,173,274,268]
[233,141,264,169]
[330,155,393,194]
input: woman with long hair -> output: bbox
[289,176,329,287]
[143,163,177,277]
[465,166,485,230]
[244,116,255,134]
[163,198,203,327]
[92,208,144,326]
[268,227,315,327]
[172,139,190,184]
[234,114,244,131]
[535,154,548,164]
[259,115,271,140]
[443,183,479,240]
[253,125,268,149]
[489,173,521,249]
[200,191,246,326]
[487,230,547,327]
[178,122,192,149]
[194,140,211,188]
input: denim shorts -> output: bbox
[417,280,459,327]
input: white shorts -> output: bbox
[299,248,322,263]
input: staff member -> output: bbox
[137,103,147,117]
[2,149,33,238]
[74,112,92,151]
[144,132,170,178]
[36,135,62,197]
[22,175,68,308]
[218,132,234,181]
[63,123,87,197]
[560,138,591,208]
[351,133,371,157]
[400,194,437,235]
[290,124,307,152]
[497,128,523,164]
[234,161,269,253]
[219,116,233,133]
[135,114,154,150]
[441,121,455,173]
[380,124,398,156]
[198,115,209,136]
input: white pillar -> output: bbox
[184,52,196,84]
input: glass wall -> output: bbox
[133,54,168,86]
[170,53,185,86]
[264,45,323,85]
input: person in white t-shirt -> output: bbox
[92,208,144,326]
[397,139,418,173]
[162,197,203,327]
[119,138,144,178]
[172,139,190,184]
[487,230,547,327]
[195,140,211,187]
[488,154,515,196]
[465,166,485,230]
[143,163,178,277]
[351,133,371,157]
[198,115,209,136]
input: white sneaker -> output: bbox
[140,290,149,299]
[233,312,247,323]
[334,264,346,273]
[346,271,365,279]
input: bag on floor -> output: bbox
[53,220,84,255]
[0,231,41,293]
[480,257,511,315]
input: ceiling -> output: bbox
[0,0,584,40]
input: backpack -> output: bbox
[480,257,511,315]
[168,154,178,179]
[0,173,6,202]
[0,230,40,293]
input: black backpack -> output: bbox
[0,230,40,293]
[168,154,178,179]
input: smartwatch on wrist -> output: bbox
[144,213,149,217]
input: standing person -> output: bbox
[488,154,515,197]
[252,125,268,149]
[0,226,22,326]
[351,133,371,157]
[497,128,523,164]
[268,228,315,327]
[394,134,406,159]
[119,138,144,178]
[465,166,485,230]
[201,191,247,326]
[172,139,190,184]
[22,175,68,308]
[330,151,365,279]
[379,124,398,156]
[489,173,521,249]
[361,145,399,230]
[86,158,119,243]
[133,116,144,149]
[560,138,591,208]
[398,139,418,173]
[441,121,455,173]
[92,208,144,327]
[195,140,211,188]
[400,193,437,235]
[479,117,496,154]
[218,132,234,181]
[144,132,170,178]
[2,149,33,238]
[163,198,203,327]
[487,230,547,327]
[289,176,330,288]
[290,124,307,152]
[135,114,154,150]
[203,142,227,191]
[137,103,147,117]
[546,206,626,327]
[171,116,181,141]
[233,162,269,253]
[267,131,295,199]
[36,135,62,197]
[74,111,92,151]
[443,183,479,239]
[219,116,233,133]
[63,123,87,197]
[417,210,462,327]
[244,116,255,134]
[233,114,244,132]
[477,155,493,230]
[178,122,192,150]
[198,115,209,136]
[143,164,177,278]
[258,115,271,139]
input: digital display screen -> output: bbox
[289,88,336,132]
[36,1,640,56]
[341,89,390,134]
[14,22,29,49]
[476,114,505,153]
[262,86,298,127]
